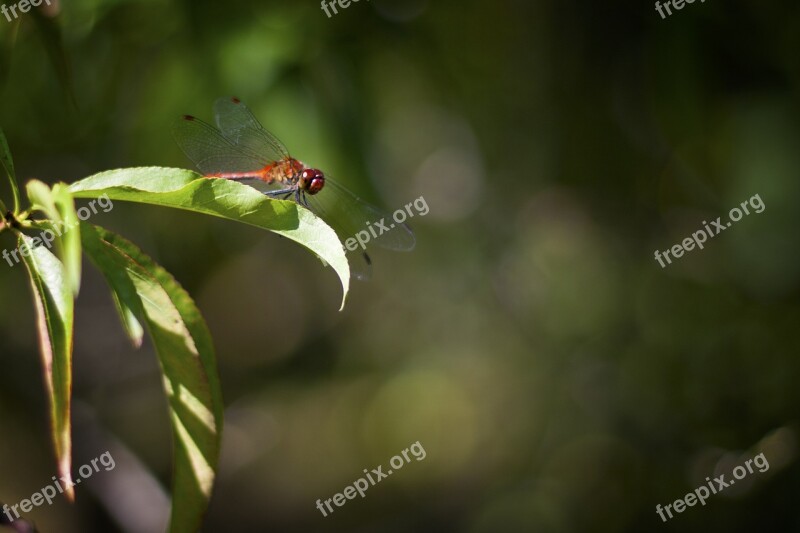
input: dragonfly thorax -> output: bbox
[299,168,325,195]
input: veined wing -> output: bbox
[304,177,416,252]
[172,115,270,175]
[214,97,290,164]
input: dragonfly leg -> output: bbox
[295,190,312,208]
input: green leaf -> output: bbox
[69,166,351,309]
[26,180,82,295]
[19,233,75,501]
[27,179,56,213]
[81,228,145,350]
[0,125,19,214]
[81,224,224,533]
[52,184,82,294]
[109,289,144,348]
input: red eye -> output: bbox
[303,169,325,195]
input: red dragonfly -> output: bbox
[172,97,415,279]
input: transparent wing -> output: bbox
[172,115,270,175]
[214,97,290,164]
[246,178,379,281]
[304,177,416,252]
[350,251,373,282]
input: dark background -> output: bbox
[0,0,799,531]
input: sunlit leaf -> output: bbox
[26,180,82,295]
[52,184,81,294]
[19,233,74,501]
[70,166,350,309]
[26,179,55,214]
[81,224,224,533]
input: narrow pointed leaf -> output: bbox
[19,233,74,500]
[0,126,19,213]
[52,184,82,294]
[0,126,15,182]
[69,166,350,308]
[109,289,144,348]
[26,180,82,295]
[81,224,224,533]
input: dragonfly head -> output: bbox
[300,168,325,195]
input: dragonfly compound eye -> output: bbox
[303,169,325,195]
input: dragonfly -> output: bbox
[172,97,415,279]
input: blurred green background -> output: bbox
[1,0,799,531]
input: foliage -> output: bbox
[0,127,349,532]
